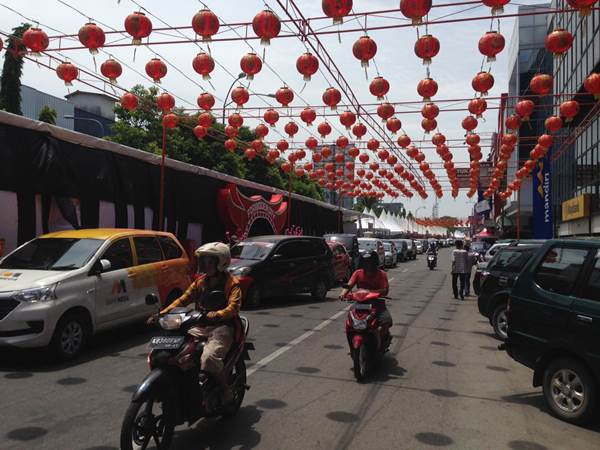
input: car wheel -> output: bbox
[50,312,90,360]
[245,285,262,309]
[311,279,328,301]
[543,358,597,424]
[491,303,508,341]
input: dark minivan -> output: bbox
[324,234,360,271]
[506,239,600,424]
[478,244,543,340]
[229,236,335,308]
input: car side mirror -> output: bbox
[145,294,159,306]
[100,259,111,272]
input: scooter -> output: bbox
[343,289,391,381]
[427,253,437,270]
[120,293,254,450]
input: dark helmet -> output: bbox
[360,250,379,271]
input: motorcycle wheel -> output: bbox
[120,391,175,450]
[353,344,368,381]
[223,359,247,417]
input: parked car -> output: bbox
[392,240,409,262]
[229,236,335,308]
[328,241,352,283]
[478,245,543,340]
[505,238,600,425]
[484,239,547,262]
[415,240,424,254]
[358,238,385,268]
[0,229,191,360]
[383,242,398,268]
[324,234,360,271]
[403,239,417,260]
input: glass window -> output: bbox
[158,236,182,260]
[535,247,589,295]
[101,239,133,271]
[0,238,103,271]
[134,237,163,265]
[582,250,600,301]
[488,249,532,272]
[231,241,274,261]
[275,241,310,259]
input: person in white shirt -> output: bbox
[451,240,469,300]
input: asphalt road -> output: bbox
[1,248,599,450]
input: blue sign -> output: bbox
[532,155,553,238]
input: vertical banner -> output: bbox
[532,155,553,238]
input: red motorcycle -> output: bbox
[343,289,391,381]
[120,293,253,450]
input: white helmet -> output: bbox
[195,242,231,272]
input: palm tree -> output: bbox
[0,23,31,115]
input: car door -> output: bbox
[267,240,304,295]
[332,244,346,280]
[94,237,137,325]
[157,235,191,302]
[130,236,165,317]
[569,248,600,374]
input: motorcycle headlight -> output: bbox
[159,314,184,330]
[13,284,57,303]
[230,266,252,277]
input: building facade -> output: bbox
[313,144,355,210]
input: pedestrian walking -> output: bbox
[451,240,469,300]
[464,243,478,297]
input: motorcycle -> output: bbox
[427,253,437,270]
[120,293,254,450]
[343,289,391,381]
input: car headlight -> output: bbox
[13,284,57,302]
[230,266,252,276]
[159,314,184,330]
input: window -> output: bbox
[158,236,182,260]
[275,241,311,260]
[134,237,163,265]
[582,250,600,301]
[488,249,532,272]
[231,241,273,261]
[535,247,589,295]
[101,239,133,271]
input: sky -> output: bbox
[0,0,547,218]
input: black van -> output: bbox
[506,239,600,424]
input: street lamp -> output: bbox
[64,115,105,136]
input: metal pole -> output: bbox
[286,172,293,231]
[159,124,166,232]
[517,187,521,240]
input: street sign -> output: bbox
[456,162,493,188]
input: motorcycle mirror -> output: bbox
[145,294,159,306]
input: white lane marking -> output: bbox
[402,269,408,273]
[389,277,395,282]
[247,306,349,377]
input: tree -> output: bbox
[0,23,31,115]
[38,106,57,124]
[355,196,379,212]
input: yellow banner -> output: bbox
[562,194,590,222]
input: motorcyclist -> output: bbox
[147,242,242,402]
[339,251,392,332]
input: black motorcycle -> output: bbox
[427,253,437,270]
[120,293,253,450]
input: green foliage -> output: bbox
[107,85,323,200]
[0,23,31,115]
[38,106,57,124]
[355,196,379,212]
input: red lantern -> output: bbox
[157,92,175,112]
[318,122,332,138]
[432,133,446,146]
[417,77,438,101]
[125,11,152,45]
[255,124,269,140]
[78,22,105,54]
[505,114,521,131]
[231,86,250,107]
[466,133,480,145]
[192,9,220,41]
[296,52,319,81]
[340,110,356,129]
[472,71,494,95]
[322,147,333,158]
[245,148,257,161]
[369,77,390,101]
[531,146,546,160]
[348,147,360,158]
[295,168,305,178]
[251,139,264,152]
[502,133,518,146]
[252,10,281,46]
[415,152,426,163]
[468,98,487,118]
[336,136,349,149]
[120,92,138,112]
[462,115,478,132]
[196,92,214,111]
[359,153,369,164]
[545,115,563,133]
[559,100,579,122]
[515,99,535,120]
[421,102,439,119]
[584,72,600,100]
[275,86,294,107]
[322,0,353,24]
[192,52,214,80]
[193,125,208,139]
[240,53,262,80]
[421,118,437,133]
[263,108,279,127]
[352,123,367,139]
[224,139,237,153]
[406,146,419,159]
[335,154,345,164]
[530,73,553,95]
[0,37,3,53]
[225,126,238,138]
[306,137,318,150]
[323,87,342,110]
[56,62,78,86]
[285,121,299,138]
[482,0,510,15]
[538,134,554,149]
[377,102,395,121]
[377,150,390,162]
[162,113,178,129]
[567,0,598,16]
[352,35,377,68]
[400,0,432,25]
[367,139,380,151]
[100,59,122,84]
[370,162,380,172]
[277,139,289,152]
[198,112,214,128]
[22,27,49,55]
[545,28,573,57]
[387,155,398,165]
[386,117,402,134]
[146,57,168,83]
[414,34,440,65]
[478,31,505,62]
[313,152,322,163]
[228,113,243,128]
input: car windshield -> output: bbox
[470,242,487,253]
[359,240,378,250]
[231,241,274,261]
[325,235,353,249]
[384,243,392,251]
[0,238,104,271]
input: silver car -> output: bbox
[358,238,385,268]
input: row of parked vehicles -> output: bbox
[475,238,600,425]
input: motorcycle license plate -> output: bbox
[149,336,185,350]
[354,304,372,311]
